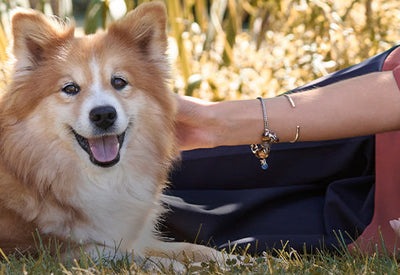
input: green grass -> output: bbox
[1,242,400,274]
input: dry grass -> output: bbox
[167,0,400,100]
[1,241,400,274]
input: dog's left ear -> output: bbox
[108,2,168,60]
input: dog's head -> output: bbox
[2,2,176,183]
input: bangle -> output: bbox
[283,94,295,108]
[251,97,279,170]
[290,125,300,143]
[283,94,301,143]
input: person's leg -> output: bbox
[348,46,400,255]
[164,139,374,254]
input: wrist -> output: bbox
[207,99,266,147]
[202,102,223,148]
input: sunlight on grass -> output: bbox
[0,242,400,274]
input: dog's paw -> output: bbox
[183,250,243,272]
[143,257,186,274]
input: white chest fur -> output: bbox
[59,165,163,254]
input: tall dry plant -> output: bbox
[0,7,9,91]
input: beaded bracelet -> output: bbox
[251,97,279,170]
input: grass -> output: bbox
[1,242,400,274]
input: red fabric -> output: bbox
[383,45,400,90]
[393,66,400,90]
[382,46,400,71]
[348,47,400,254]
[348,131,400,254]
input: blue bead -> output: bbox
[261,162,268,170]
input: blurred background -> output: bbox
[1,0,400,100]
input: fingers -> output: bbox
[174,95,214,151]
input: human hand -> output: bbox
[175,95,217,151]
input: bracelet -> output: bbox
[251,97,279,170]
[284,94,301,143]
[283,94,295,108]
[290,125,300,143]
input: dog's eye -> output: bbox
[111,76,128,90]
[62,82,80,95]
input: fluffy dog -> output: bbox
[0,1,222,265]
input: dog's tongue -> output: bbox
[88,135,119,163]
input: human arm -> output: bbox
[176,71,400,151]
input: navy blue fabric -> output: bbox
[162,45,399,254]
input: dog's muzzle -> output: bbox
[72,105,126,168]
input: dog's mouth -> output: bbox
[72,129,126,168]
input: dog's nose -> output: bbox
[89,106,117,130]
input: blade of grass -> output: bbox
[0,249,12,269]
[0,23,8,62]
[194,0,208,32]
[166,0,191,92]
[204,0,227,51]
[222,0,237,66]
[84,0,105,34]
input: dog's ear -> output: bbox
[11,9,74,70]
[108,2,168,60]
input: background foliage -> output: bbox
[1,0,400,100]
[0,0,400,273]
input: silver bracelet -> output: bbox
[251,97,279,170]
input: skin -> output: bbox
[176,71,400,151]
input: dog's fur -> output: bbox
[0,2,220,263]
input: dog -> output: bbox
[0,1,224,267]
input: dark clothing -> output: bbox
[162,45,400,254]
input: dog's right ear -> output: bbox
[11,9,74,71]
